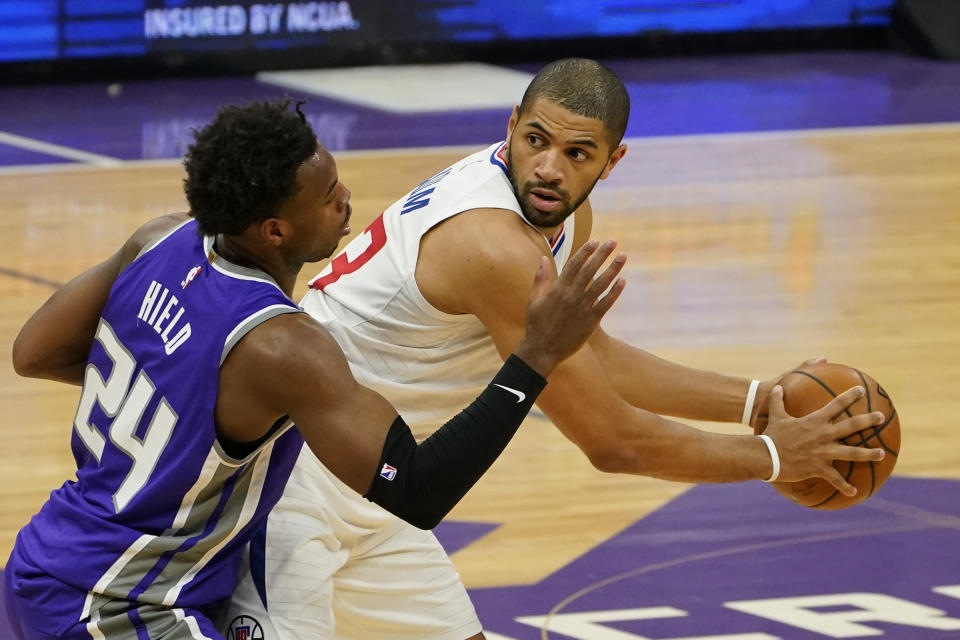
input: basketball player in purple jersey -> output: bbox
[224,60,888,639]
[4,99,627,639]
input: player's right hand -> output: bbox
[514,239,626,377]
[761,384,886,496]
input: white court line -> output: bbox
[0,130,122,166]
[1,121,958,176]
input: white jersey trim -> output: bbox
[221,304,302,366]
[161,440,275,606]
[81,533,155,620]
[203,234,288,292]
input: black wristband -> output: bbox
[363,353,548,529]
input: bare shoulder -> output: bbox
[226,311,356,401]
[235,312,346,372]
[119,213,191,268]
[216,310,363,440]
[428,208,548,259]
[131,212,190,247]
[417,208,551,316]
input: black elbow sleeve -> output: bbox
[363,354,546,528]
[363,415,438,529]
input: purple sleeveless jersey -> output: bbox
[11,219,305,625]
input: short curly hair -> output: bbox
[184,99,318,236]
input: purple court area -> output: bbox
[0,51,959,165]
[3,477,959,638]
[468,477,960,640]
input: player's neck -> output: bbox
[542,225,563,243]
[215,234,297,296]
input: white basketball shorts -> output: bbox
[216,446,482,640]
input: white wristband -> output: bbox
[741,379,760,425]
[757,434,780,483]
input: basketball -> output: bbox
[755,362,900,510]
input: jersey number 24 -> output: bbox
[73,319,177,513]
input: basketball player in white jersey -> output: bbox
[222,59,886,639]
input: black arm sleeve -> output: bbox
[363,354,547,529]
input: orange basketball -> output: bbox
[755,362,900,510]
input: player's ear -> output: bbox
[506,105,520,141]
[260,217,287,247]
[599,144,627,180]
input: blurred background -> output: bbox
[2,2,960,639]
[0,0,945,82]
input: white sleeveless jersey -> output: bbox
[302,142,574,437]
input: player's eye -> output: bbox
[325,182,340,204]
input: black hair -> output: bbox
[183,98,317,236]
[518,58,630,147]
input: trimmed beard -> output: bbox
[506,143,600,229]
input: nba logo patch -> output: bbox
[180,264,202,289]
[380,463,397,481]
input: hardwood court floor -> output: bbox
[1,124,958,589]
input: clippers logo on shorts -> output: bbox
[380,462,398,481]
[227,615,264,640]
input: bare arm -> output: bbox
[419,209,884,494]
[589,329,751,422]
[12,214,188,384]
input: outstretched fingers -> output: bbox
[592,275,626,318]
[814,385,866,422]
[831,409,886,440]
[585,250,626,297]
[559,239,599,284]
[564,240,618,291]
[829,440,886,463]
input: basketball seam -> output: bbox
[790,370,854,420]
